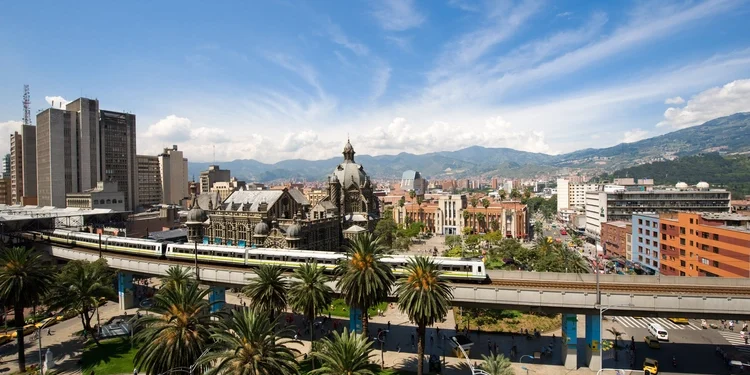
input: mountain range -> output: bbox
[187,112,750,182]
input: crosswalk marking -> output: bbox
[719,331,750,353]
[615,316,699,330]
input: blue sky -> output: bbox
[1,0,750,163]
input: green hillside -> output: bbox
[606,153,750,199]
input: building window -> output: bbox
[638,219,643,225]
[713,247,719,254]
[690,218,694,224]
[662,234,667,240]
[713,233,719,241]
[662,224,666,230]
[680,238,685,245]
[690,240,693,246]
[680,260,685,267]
[689,229,693,235]
[701,258,710,265]
[680,249,685,256]
[645,220,650,226]
[713,260,720,268]
[654,251,658,258]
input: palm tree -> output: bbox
[607,327,625,361]
[335,233,395,335]
[288,262,333,349]
[409,189,416,202]
[479,353,514,375]
[0,247,54,372]
[416,196,424,225]
[555,245,591,274]
[46,259,116,346]
[499,189,507,201]
[476,212,486,233]
[395,256,453,375]
[470,196,478,209]
[243,264,288,319]
[197,308,300,375]
[481,198,491,230]
[134,283,216,375]
[310,328,378,375]
[510,188,521,200]
[161,265,195,290]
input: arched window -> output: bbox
[106,199,111,204]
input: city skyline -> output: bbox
[1,1,750,163]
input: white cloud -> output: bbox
[665,96,685,104]
[556,11,573,18]
[333,51,352,67]
[360,117,551,154]
[622,129,649,143]
[372,0,426,31]
[279,130,320,152]
[385,35,412,52]
[44,96,69,109]
[448,0,479,12]
[430,0,542,80]
[590,134,600,139]
[0,120,22,155]
[325,20,369,56]
[371,63,392,102]
[657,79,750,129]
[144,115,193,142]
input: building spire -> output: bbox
[343,139,355,162]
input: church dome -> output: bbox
[186,204,207,224]
[675,182,688,189]
[697,181,710,189]
[333,140,369,189]
[286,223,302,238]
[254,221,270,235]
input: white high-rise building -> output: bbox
[556,178,599,212]
[158,145,189,206]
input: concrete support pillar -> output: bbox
[349,308,362,334]
[585,314,602,371]
[209,286,226,313]
[118,272,134,311]
[561,313,578,370]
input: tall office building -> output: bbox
[21,125,36,204]
[136,155,163,207]
[66,98,100,190]
[2,154,10,179]
[37,108,75,207]
[99,110,137,210]
[158,145,189,206]
[9,132,22,204]
[199,165,230,194]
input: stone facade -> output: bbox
[312,140,380,232]
[198,188,340,251]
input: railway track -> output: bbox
[489,278,750,296]
[43,241,749,296]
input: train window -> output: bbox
[478,266,483,273]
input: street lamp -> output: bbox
[596,303,633,373]
[376,329,389,370]
[38,316,61,375]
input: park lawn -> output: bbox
[323,298,388,318]
[454,308,561,334]
[81,338,138,375]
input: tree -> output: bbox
[395,257,453,375]
[398,196,405,209]
[490,220,500,232]
[335,233,395,335]
[479,353,514,375]
[310,329,378,375]
[46,259,116,346]
[476,212,486,233]
[510,188,521,200]
[288,262,333,352]
[374,208,397,248]
[416,196,424,224]
[499,189,507,201]
[409,189,416,202]
[523,188,532,200]
[0,247,54,372]
[462,210,471,228]
[160,265,195,291]
[607,327,625,361]
[243,264,289,319]
[554,245,591,274]
[134,283,216,375]
[470,196,478,209]
[197,308,300,375]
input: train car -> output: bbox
[166,243,247,265]
[105,236,163,258]
[245,247,344,270]
[382,256,488,282]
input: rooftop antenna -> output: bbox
[22,85,31,125]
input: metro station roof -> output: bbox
[0,205,128,232]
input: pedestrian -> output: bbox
[328,311,331,320]
[487,339,492,353]
[411,333,415,345]
[387,321,391,330]
[47,328,52,336]
[397,344,401,353]
[134,368,138,375]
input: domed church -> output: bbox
[311,140,380,237]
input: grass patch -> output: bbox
[323,298,388,318]
[454,308,560,333]
[81,338,138,375]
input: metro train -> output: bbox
[26,229,489,282]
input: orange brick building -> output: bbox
[601,221,631,258]
[660,212,750,277]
